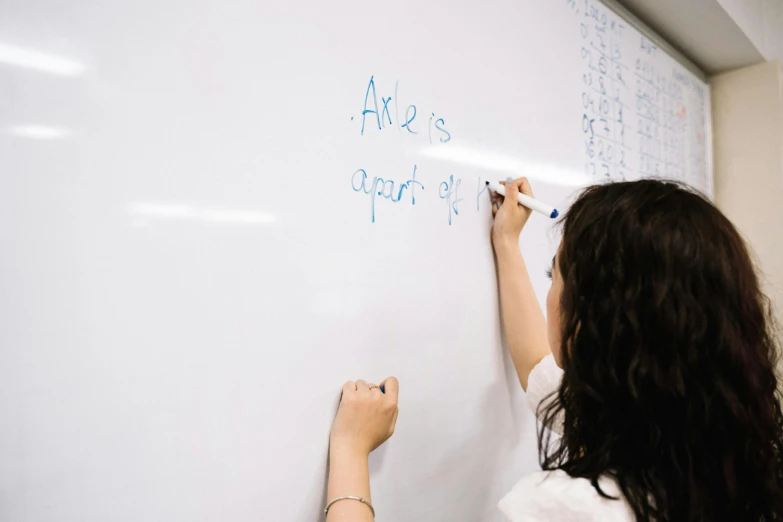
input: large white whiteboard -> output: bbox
[0,1,710,521]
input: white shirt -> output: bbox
[498,355,635,522]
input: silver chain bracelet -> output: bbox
[324,495,375,518]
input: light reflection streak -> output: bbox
[420,145,589,187]
[129,202,277,225]
[0,43,85,76]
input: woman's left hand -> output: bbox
[330,378,399,457]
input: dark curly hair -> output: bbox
[539,179,783,521]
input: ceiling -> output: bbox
[615,0,766,75]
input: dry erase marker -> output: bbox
[486,181,559,219]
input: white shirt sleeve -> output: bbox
[498,470,634,522]
[499,357,635,521]
[525,354,564,435]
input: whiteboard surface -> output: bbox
[0,1,710,520]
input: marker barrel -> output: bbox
[486,181,558,219]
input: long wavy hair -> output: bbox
[539,179,783,521]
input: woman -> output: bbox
[324,178,783,521]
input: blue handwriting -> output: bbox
[351,164,423,223]
[476,177,489,211]
[357,76,451,142]
[439,174,463,225]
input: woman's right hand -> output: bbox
[490,177,535,249]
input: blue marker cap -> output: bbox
[550,209,559,219]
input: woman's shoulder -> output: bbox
[498,470,635,522]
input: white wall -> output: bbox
[715,0,783,62]
[711,61,783,327]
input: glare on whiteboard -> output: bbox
[420,145,589,187]
[8,125,71,139]
[129,202,277,225]
[0,43,85,76]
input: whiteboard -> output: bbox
[0,0,710,521]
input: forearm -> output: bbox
[495,240,550,390]
[326,446,373,522]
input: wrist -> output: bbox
[493,236,520,255]
[329,438,370,461]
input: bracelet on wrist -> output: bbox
[324,495,375,519]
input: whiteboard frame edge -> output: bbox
[599,0,715,199]
[705,84,715,200]
[597,0,708,82]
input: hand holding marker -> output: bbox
[486,180,559,219]
[486,181,559,219]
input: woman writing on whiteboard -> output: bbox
[489,178,783,521]
[325,178,783,521]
